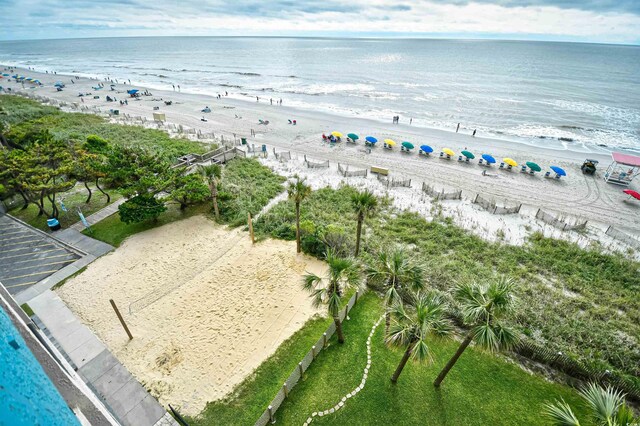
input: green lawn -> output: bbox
[84,203,211,247]
[191,294,587,425]
[9,182,122,232]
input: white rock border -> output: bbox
[303,316,383,425]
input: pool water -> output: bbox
[0,306,79,426]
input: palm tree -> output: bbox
[433,276,518,387]
[386,292,451,383]
[288,175,311,254]
[199,164,222,219]
[302,249,362,343]
[351,190,378,256]
[365,247,425,334]
[544,382,637,426]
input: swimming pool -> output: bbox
[0,306,79,426]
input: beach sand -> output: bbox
[3,65,638,239]
[56,215,326,415]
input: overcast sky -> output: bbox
[1,0,639,44]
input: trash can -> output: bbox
[46,218,61,231]
[241,138,247,145]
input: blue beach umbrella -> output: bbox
[54,81,64,87]
[127,89,139,94]
[365,136,378,144]
[550,166,566,176]
[482,154,496,164]
[420,144,433,153]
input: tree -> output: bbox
[169,172,211,210]
[118,194,166,224]
[0,130,76,218]
[302,250,362,344]
[106,145,173,198]
[351,189,377,256]
[433,276,518,387]
[386,292,451,383]
[544,383,637,426]
[287,175,311,254]
[199,164,222,219]
[83,135,112,203]
[366,246,426,334]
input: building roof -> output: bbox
[612,152,640,167]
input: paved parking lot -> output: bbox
[0,215,80,295]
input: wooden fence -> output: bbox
[254,290,364,426]
[535,209,587,231]
[422,183,462,200]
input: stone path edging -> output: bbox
[303,315,383,425]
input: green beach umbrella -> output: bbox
[402,141,414,150]
[461,150,475,159]
[347,133,359,140]
[526,161,541,172]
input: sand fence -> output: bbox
[422,182,462,200]
[304,155,330,169]
[337,163,368,178]
[605,226,640,250]
[473,194,522,215]
[535,209,588,231]
[377,174,411,189]
[255,290,364,426]
[273,148,292,161]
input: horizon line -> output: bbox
[1,34,638,47]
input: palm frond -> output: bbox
[543,400,581,426]
[579,383,625,425]
[302,273,322,292]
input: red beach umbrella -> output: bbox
[623,189,640,201]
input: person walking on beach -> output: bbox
[172,84,175,91]
[456,123,460,133]
[270,98,273,105]
[225,91,228,96]
[410,118,413,125]
[256,96,259,102]
[472,129,477,137]
[279,98,282,105]
[177,85,180,92]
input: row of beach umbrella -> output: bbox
[329,131,567,177]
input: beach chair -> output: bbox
[544,171,551,178]
[478,158,484,165]
[419,150,430,157]
[507,165,513,171]
[520,165,527,173]
[499,162,505,169]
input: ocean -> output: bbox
[1,37,639,152]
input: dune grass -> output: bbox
[1,95,205,159]
[254,185,640,385]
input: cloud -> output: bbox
[0,0,639,44]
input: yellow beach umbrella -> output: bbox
[384,139,396,146]
[503,158,518,167]
[332,131,343,138]
[442,148,455,156]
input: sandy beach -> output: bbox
[3,65,638,240]
[56,215,326,415]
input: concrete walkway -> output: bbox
[28,290,177,426]
[70,198,126,231]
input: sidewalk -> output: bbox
[70,198,126,232]
[28,290,177,426]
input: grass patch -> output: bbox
[218,158,286,227]
[0,95,59,125]
[20,303,34,317]
[85,203,210,247]
[255,185,640,383]
[9,183,122,232]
